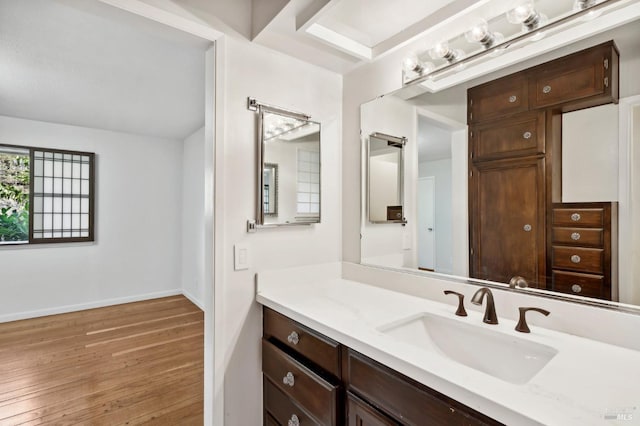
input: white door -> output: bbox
[418,177,436,270]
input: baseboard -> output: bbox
[0,289,183,324]
[181,289,205,311]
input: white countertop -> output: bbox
[256,267,640,426]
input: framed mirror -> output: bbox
[367,132,406,224]
[359,13,640,311]
[249,98,321,229]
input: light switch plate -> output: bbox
[234,244,250,271]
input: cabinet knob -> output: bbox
[508,95,517,103]
[523,131,532,139]
[571,213,581,222]
[542,85,552,94]
[571,284,582,293]
[570,255,581,264]
[523,224,532,232]
[288,414,300,426]
[287,331,299,345]
[571,232,581,241]
[282,372,295,387]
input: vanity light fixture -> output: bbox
[574,0,603,19]
[429,41,465,63]
[465,18,504,49]
[402,53,436,79]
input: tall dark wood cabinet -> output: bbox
[467,41,619,298]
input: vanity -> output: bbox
[256,263,640,425]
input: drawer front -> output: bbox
[264,308,341,378]
[552,208,604,227]
[264,377,322,426]
[262,339,338,425]
[265,413,279,426]
[552,227,603,247]
[553,270,605,299]
[468,74,528,123]
[552,246,603,274]
[471,111,544,161]
[347,393,399,426]
[346,350,501,426]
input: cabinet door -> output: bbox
[470,111,545,161]
[347,393,398,426]
[529,42,617,110]
[467,73,529,123]
[470,157,545,287]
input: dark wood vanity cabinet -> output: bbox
[468,41,619,299]
[262,307,503,426]
[551,203,616,299]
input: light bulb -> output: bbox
[465,19,504,49]
[402,53,422,73]
[429,41,451,59]
[507,1,536,24]
[574,0,602,19]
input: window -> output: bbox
[296,148,320,217]
[0,144,95,244]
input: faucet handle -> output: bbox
[444,291,467,317]
[515,307,550,333]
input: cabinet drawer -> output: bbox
[468,74,528,123]
[552,208,604,227]
[264,308,341,378]
[552,227,603,247]
[346,350,501,426]
[264,377,322,426]
[262,339,339,425]
[530,42,617,110]
[552,246,603,274]
[552,270,605,299]
[265,412,279,426]
[471,111,545,161]
[347,392,399,426]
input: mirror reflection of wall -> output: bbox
[261,110,320,226]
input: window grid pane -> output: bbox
[296,149,320,216]
[31,149,93,241]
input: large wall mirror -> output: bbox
[360,13,640,311]
[249,98,321,228]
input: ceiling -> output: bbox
[0,0,210,140]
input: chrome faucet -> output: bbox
[470,287,498,324]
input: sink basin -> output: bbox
[378,313,558,384]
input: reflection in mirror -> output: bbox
[360,19,640,310]
[263,163,278,217]
[257,106,321,227]
[368,133,406,223]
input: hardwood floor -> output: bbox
[0,295,204,425]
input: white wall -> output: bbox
[562,104,619,202]
[419,158,453,274]
[0,115,183,321]
[214,37,342,426]
[182,126,206,307]
[632,105,640,305]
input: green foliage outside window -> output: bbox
[0,152,30,242]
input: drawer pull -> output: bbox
[282,371,295,387]
[288,414,300,426]
[287,331,299,345]
[571,213,581,222]
[523,224,532,232]
[571,232,581,241]
[570,255,581,264]
[508,95,517,103]
[571,284,582,293]
[542,85,552,94]
[523,131,532,139]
